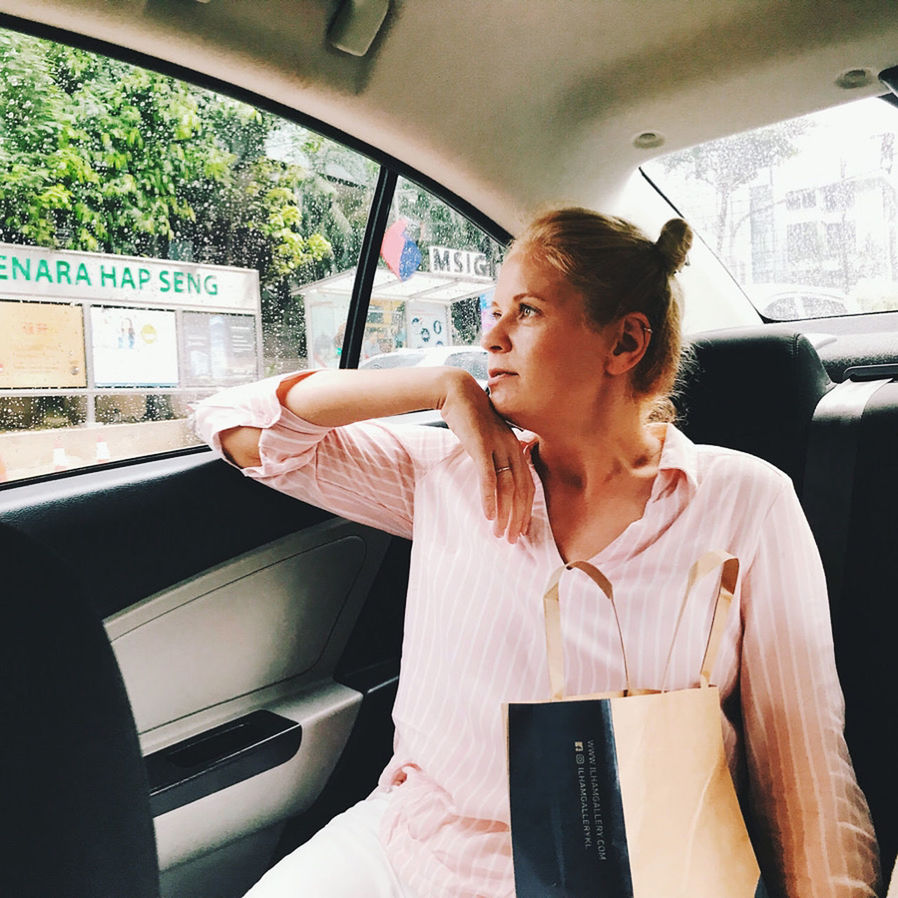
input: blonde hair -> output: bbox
[511,208,693,420]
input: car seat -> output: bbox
[0,523,160,897]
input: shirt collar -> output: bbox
[656,422,699,498]
[519,421,698,496]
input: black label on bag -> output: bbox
[508,700,633,898]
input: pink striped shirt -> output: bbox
[195,373,879,898]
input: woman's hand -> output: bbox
[438,370,534,543]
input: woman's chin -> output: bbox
[487,389,513,415]
[489,395,531,431]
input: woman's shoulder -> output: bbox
[689,435,794,504]
[665,423,792,493]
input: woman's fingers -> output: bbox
[508,454,534,540]
[478,447,527,541]
[480,462,499,523]
[438,372,533,542]
[492,459,514,539]
[490,445,533,543]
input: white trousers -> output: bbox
[243,794,420,898]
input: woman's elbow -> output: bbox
[219,426,263,468]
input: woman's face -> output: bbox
[481,250,616,430]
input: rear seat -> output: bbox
[677,327,831,489]
[826,380,898,877]
[678,326,897,877]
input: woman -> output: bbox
[195,209,878,897]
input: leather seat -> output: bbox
[679,328,896,875]
[827,382,898,877]
[0,524,159,897]
[676,327,832,488]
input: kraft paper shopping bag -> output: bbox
[507,552,766,898]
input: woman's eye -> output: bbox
[519,304,537,318]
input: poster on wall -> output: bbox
[90,306,179,387]
[181,312,258,386]
[406,301,449,349]
[0,300,87,389]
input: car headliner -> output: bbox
[1,0,897,235]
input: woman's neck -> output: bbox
[531,403,666,563]
[531,399,663,495]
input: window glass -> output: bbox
[443,351,489,381]
[642,96,898,320]
[351,177,504,379]
[359,350,426,370]
[0,27,378,482]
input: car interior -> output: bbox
[1,1,897,896]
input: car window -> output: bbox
[0,27,378,483]
[642,96,898,320]
[359,351,426,370]
[444,351,488,381]
[762,296,799,319]
[358,177,505,366]
[801,296,848,316]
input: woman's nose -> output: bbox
[481,315,510,351]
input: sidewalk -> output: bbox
[0,418,200,481]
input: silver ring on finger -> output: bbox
[495,465,513,474]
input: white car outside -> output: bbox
[360,346,488,382]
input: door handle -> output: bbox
[146,710,302,817]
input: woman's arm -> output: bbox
[220,367,533,542]
[739,484,879,897]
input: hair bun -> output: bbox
[655,218,693,274]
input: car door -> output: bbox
[2,445,402,896]
[0,23,505,897]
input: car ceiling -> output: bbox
[3,0,898,234]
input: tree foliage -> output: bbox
[657,121,807,256]
[0,30,332,288]
[0,27,499,363]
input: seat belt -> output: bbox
[802,369,893,615]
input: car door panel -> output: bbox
[106,519,391,733]
[102,514,392,881]
[0,452,406,896]
[151,681,361,871]
[0,452,335,620]
[160,824,284,898]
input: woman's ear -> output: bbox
[605,313,652,376]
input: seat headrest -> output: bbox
[675,327,832,487]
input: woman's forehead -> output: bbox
[496,251,583,306]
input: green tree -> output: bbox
[657,121,807,260]
[0,29,332,291]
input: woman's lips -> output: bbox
[487,370,516,388]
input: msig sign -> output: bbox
[428,246,495,279]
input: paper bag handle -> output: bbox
[542,551,739,700]
[660,550,740,689]
[543,561,627,701]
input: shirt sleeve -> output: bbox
[739,481,880,897]
[191,372,459,540]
